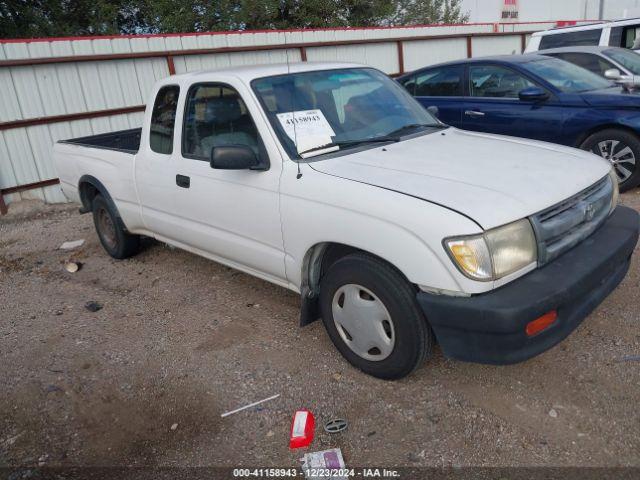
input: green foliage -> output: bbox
[388,0,469,26]
[0,0,145,38]
[0,0,469,39]
[144,0,396,32]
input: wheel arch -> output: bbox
[77,175,128,228]
[298,241,416,327]
[574,123,640,148]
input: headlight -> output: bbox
[609,168,619,213]
[444,219,537,281]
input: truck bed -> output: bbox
[59,128,142,154]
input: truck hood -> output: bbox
[581,87,640,107]
[310,128,611,229]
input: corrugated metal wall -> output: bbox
[0,22,561,207]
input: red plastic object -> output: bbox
[289,409,315,449]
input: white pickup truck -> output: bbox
[54,62,639,379]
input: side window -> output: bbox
[622,25,640,49]
[539,29,602,50]
[397,74,416,95]
[552,52,615,76]
[149,85,179,154]
[414,66,463,97]
[469,65,536,99]
[609,27,624,48]
[182,84,260,160]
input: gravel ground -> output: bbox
[1,193,640,470]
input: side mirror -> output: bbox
[604,68,622,80]
[518,87,550,103]
[426,105,440,118]
[210,145,261,170]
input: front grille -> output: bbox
[530,176,612,265]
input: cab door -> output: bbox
[173,80,286,284]
[461,63,566,144]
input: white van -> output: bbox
[526,18,640,52]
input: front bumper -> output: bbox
[417,206,639,365]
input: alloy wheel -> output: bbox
[593,139,636,183]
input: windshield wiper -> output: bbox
[297,123,448,158]
[385,123,448,137]
[298,136,400,157]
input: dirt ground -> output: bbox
[1,192,640,472]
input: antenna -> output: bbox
[284,30,302,179]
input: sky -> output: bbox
[461,0,640,23]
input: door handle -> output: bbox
[464,110,485,117]
[176,174,190,188]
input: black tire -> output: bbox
[580,128,640,192]
[319,253,434,380]
[91,194,140,259]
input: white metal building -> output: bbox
[463,0,640,22]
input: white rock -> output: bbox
[60,239,85,250]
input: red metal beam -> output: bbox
[0,105,145,131]
[1,178,60,195]
[299,46,307,62]
[396,41,405,75]
[0,178,61,215]
[0,31,536,68]
[166,55,176,75]
[0,22,570,45]
[466,36,473,58]
[0,192,7,215]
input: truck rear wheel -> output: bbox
[92,195,140,259]
[319,253,434,380]
[580,128,640,191]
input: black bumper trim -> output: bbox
[417,205,639,365]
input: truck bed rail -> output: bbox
[59,128,141,154]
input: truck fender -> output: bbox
[77,175,128,230]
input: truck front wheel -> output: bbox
[319,253,434,380]
[92,195,140,259]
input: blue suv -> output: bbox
[397,54,640,191]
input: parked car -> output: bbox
[540,46,640,84]
[397,54,640,190]
[54,62,638,379]
[525,18,640,52]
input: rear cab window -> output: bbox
[539,28,603,50]
[149,85,180,154]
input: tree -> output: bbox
[0,0,469,39]
[0,0,146,38]
[143,0,396,32]
[388,0,469,26]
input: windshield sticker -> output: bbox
[276,109,336,148]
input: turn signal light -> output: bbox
[525,310,558,337]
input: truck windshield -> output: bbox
[523,57,612,93]
[251,68,439,159]
[604,48,640,75]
